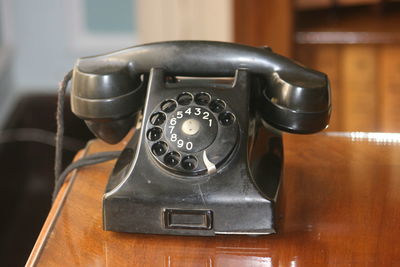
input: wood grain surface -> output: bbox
[27,133,400,266]
[234,0,294,57]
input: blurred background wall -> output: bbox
[0,0,234,127]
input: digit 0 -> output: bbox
[186,142,193,150]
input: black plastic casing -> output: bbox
[103,69,283,235]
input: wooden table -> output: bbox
[27,132,400,266]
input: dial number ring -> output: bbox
[146,91,238,177]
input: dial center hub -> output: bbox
[164,106,218,153]
[181,119,200,136]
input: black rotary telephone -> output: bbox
[69,41,330,236]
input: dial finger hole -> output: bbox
[152,141,168,156]
[164,151,181,167]
[209,99,226,113]
[194,92,211,105]
[177,92,193,106]
[181,155,197,170]
[218,112,235,126]
[147,127,163,141]
[150,112,166,125]
[161,100,177,113]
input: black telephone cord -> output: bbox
[52,150,120,201]
[0,128,84,151]
[55,70,73,181]
[54,71,121,202]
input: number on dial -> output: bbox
[167,106,216,152]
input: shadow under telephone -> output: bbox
[57,41,330,236]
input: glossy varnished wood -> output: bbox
[28,133,400,266]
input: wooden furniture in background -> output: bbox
[380,46,400,131]
[27,133,400,266]
[234,1,400,132]
[295,4,400,132]
[296,0,385,10]
[234,0,294,57]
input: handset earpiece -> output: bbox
[71,64,145,144]
[260,65,331,133]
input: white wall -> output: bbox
[12,0,81,91]
[0,0,233,127]
[0,46,14,128]
[137,0,232,43]
[10,0,233,91]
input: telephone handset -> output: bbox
[71,41,330,235]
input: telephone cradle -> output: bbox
[70,41,331,236]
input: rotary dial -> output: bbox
[145,92,238,176]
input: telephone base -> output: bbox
[102,68,283,236]
[103,201,276,236]
[103,128,282,236]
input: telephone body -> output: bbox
[70,41,330,236]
